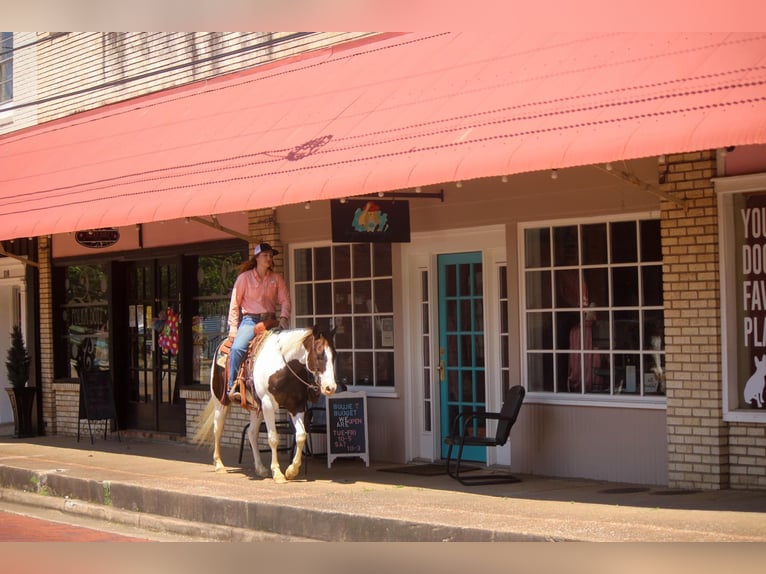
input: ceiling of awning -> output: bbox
[2,31,766,241]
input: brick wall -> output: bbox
[661,150,730,489]
[37,237,57,435]
[729,424,766,488]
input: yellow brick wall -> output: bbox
[37,237,57,435]
[661,150,730,489]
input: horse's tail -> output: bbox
[191,397,217,448]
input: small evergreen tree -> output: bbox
[5,325,29,389]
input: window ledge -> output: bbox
[343,386,399,399]
[723,410,766,424]
[525,392,666,410]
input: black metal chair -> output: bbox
[444,385,526,485]
[304,406,327,457]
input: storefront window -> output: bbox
[522,217,665,398]
[191,253,242,385]
[717,176,766,418]
[293,243,394,389]
[61,264,109,377]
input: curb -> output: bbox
[0,464,551,542]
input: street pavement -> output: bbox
[1,432,766,542]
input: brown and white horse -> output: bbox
[194,325,337,483]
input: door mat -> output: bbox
[378,463,480,476]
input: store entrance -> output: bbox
[122,257,185,434]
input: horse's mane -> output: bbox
[271,327,314,350]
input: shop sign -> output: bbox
[330,199,410,243]
[75,228,120,248]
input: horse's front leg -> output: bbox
[212,402,229,472]
[261,399,287,483]
[285,412,307,480]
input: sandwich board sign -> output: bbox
[326,391,369,468]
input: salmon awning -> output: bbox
[2,32,766,240]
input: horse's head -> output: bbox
[304,325,338,397]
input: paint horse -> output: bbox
[194,325,337,483]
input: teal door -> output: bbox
[438,252,486,461]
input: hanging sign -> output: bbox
[75,228,120,248]
[331,199,410,243]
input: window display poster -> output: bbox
[737,192,766,409]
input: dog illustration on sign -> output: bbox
[744,354,766,408]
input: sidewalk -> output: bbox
[1,433,766,542]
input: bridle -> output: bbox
[278,331,327,391]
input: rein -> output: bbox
[283,356,319,390]
[278,331,321,391]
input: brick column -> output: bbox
[660,150,728,489]
[248,208,284,275]
[37,236,57,434]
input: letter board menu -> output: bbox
[326,391,369,467]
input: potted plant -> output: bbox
[5,325,37,438]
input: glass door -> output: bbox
[438,252,486,461]
[125,258,184,433]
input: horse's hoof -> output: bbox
[214,464,226,472]
[255,467,270,478]
[285,466,300,480]
[273,473,287,484]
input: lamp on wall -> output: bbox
[550,169,558,180]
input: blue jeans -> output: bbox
[228,315,257,391]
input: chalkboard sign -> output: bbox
[326,391,369,468]
[78,369,120,444]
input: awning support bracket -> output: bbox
[187,216,250,242]
[0,246,39,268]
[597,166,687,211]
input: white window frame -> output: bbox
[518,212,666,410]
[715,172,766,423]
[290,240,395,397]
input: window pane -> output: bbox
[353,316,372,348]
[355,352,373,384]
[375,352,394,386]
[527,353,553,392]
[554,226,579,266]
[611,221,638,263]
[294,248,312,281]
[640,219,662,262]
[333,281,351,314]
[614,310,640,349]
[352,244,371,277]
[333,245,351,278]
[374,279,393,313]
[555,269,582,308]
[642,265,663,306]
[581,223,608,265]
[527,312,553,349]
[373,243,392,276]
[314,247,332,281]
[583,267,608,308]
[294,284,313,315]
[526,270,551,309]
[353,280,372,313]
[336,350,353,388]
[499,268,508,298]
[334,316,353,348]
[315,282,332,315]
[525,227,550,268]
[612,267,639,306]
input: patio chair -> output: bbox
[444,385,525,485]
